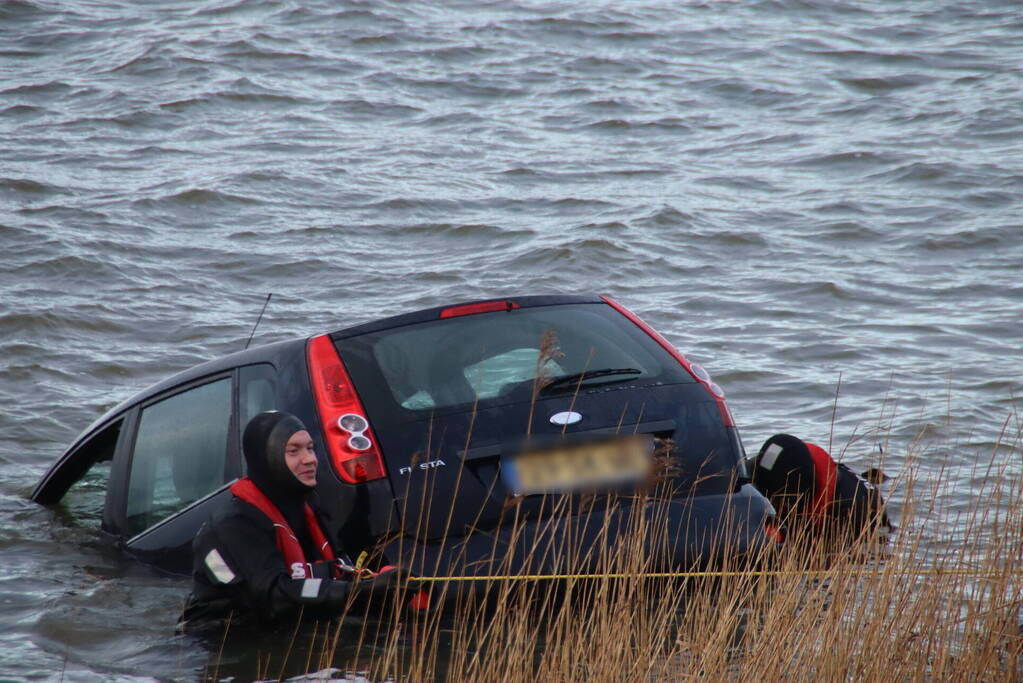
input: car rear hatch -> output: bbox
[331,297,747,546]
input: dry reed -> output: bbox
[204,376,1022,683]
[297,433,1018,681]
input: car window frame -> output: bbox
[236,362,280,475]
[102,409,138,535]
[338,303,697,423]
[108,370,240,539]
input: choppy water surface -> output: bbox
[1,0,1021,679]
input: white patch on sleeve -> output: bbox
[301,578,322,599]
[760,443,783,471]
[205,549,237,584]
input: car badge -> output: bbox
[550,411,583,426]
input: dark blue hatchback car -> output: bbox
[33,295,776,577]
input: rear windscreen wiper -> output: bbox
[540,368,642,394]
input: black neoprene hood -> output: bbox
[752,433,818,500]
[242,411,313,500]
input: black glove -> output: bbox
[359,566,408,591]
[350,567,410,609]
[321,579,352,608]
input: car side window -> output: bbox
[125,378,232,536]
[238,363,277,430]
[33,419,122,528]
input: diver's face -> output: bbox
[284,430,317,487]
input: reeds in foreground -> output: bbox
[205,421,1022,682]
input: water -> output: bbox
[1,0,1021,678]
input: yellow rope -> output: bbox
[411,568,1020,583]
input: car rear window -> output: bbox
[355,303,695,413]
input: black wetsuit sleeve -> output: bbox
[192,504,351,622]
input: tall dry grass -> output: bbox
[201,361,1022,683]
[211,421,1022,682]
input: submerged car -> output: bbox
[33,295,777,577]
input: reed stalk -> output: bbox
[306,423,1021,681]
[206,383,1022,682]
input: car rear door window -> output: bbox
[125,378,232,536]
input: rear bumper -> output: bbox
[385,483,776,579]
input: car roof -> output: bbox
[61,337,308,457]
[329,294,602,339]
[61,294,603,456]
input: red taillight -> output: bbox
[307,334,387,484]
[600,295,735,427]
[439,300,520,318]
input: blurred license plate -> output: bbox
[503,435,654,495]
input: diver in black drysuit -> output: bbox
[181,411,403,630]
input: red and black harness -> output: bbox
[230,477,342,579]
[229,478,430,609]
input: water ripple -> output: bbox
[2,0,1022,677]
